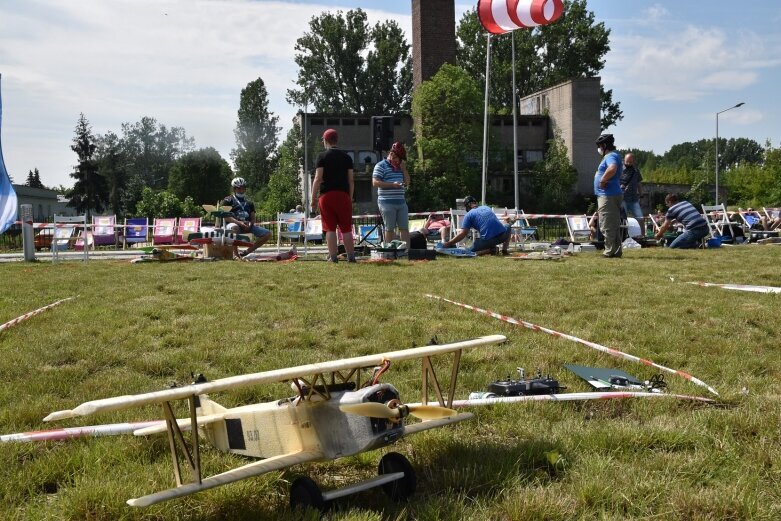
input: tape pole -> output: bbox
[0,296,76,333]
[425,294,720,396]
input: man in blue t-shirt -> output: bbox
[653,193,709,248]
[594,134,624,258]
[441,196,513,255]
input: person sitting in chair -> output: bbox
[223,177,272,258]
[421,212,451,243]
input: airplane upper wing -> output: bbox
[126,450,322,507]
[45,335,506,422]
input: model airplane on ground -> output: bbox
[185,204,254,248]
[43,335,507,510]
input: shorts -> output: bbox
[622,200,643,219]
[319,191,353,232]
[226,223,270,238]
[471,225,511,252]
[378,200,409,232]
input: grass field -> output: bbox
[1,246,780,521]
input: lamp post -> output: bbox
[715,102,744,205]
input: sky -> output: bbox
[1,0,779,188]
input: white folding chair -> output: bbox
[52,214,88,262]
[277,212,307,254]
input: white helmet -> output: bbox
[231,177,246,188]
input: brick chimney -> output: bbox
[411,0,457,87]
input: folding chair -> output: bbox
[449,208,477,246]
[763,207,781,230]
[152,218,176,245]
[701,204,737,243]
[305,217,323,243]
[566,215,592,243]
[123,217,149,249]
[738,208,780,242]
[356,224,382,247]
[277,212,307,253]
[512,209,538,245]
[52,214,88,262]
[176,217,201,243]
[92,215,117,249]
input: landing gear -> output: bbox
[289,476,325,512]
[378,452,416,501]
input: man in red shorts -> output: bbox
[311,128,356,263]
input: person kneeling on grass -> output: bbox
[440,195,513,255]
[653,193,709,249]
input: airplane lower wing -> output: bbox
[402,412,474,436]
[132,413,226,436]
[126,450,322,507]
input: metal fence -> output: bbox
[0,214,575,253]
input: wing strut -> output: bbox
[161,396,202,487]
[421,349,462,409]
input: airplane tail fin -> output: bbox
[196,394,227,415]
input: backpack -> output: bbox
[409,231,428,250]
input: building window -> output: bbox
[525,150,544,164]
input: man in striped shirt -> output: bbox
[653,193,709,248]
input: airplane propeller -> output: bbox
[340,402,457,421]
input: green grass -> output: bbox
[1,246,781,520]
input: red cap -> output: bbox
[323,128,338,144]
[391,141,406,160]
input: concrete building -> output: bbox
[520,77,603,194]
[12,184,73,222]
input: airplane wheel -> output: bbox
[289,476,325,512]
[378,452,416,501]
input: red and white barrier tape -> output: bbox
[425,294,720,396]
[0,297,76,333]
[690,281,781,294]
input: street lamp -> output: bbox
[715,102,744,205]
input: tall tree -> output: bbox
[261,123,304,215]
[95,131,125,215]
[25,168,45,188]
[69,113,108,217]
[287,9,412,114]
[168,147,233,205]
[231,78,280,193]
[456,1,622,128]
[119,116,194,214]
[410,64,483,210]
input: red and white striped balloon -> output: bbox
[478,0,564,34]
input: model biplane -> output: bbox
[43,335,506,510]
[187,204,254,248]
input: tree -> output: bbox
[287,9,412,114]
[134,187,200,219]
[530,132,578,211]
[168,147,232,205]
[260,124,304,215]
[119,116,195,215]
[231,78,280,194]
[456,1,622,128]
[69,113,108,217]
[95,131,125,215]
[410,64,483,210]
[25,168,45,188]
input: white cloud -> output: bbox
[0,0,413,186]
[717,108,763,125]
[608,25,780,102]
[644,4,670,22]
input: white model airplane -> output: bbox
[44,335,506,510]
